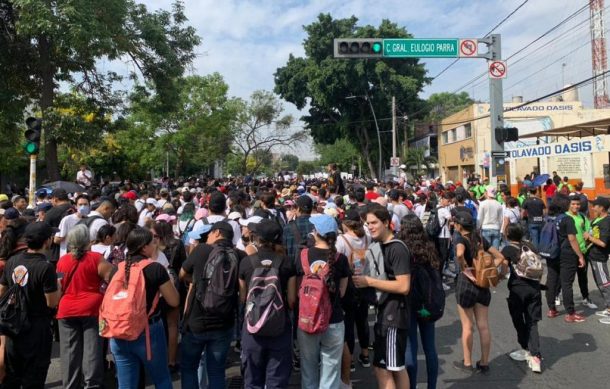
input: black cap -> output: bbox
[36,202,53,213]
[24,222,59,241]
[296,195,313,213]
[50,188,69,201]
[454,211,474,228]
[4,207,19,220]
[250,219,282,243]
[591,196,610,210]
[210,221,234,241]
[344,208,362,223]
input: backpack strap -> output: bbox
[340,234,355,253]
[138,259,160,361]
[300,248,311,276]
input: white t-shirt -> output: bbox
[392,203,410,220]
[191,214,241,246]
[138,210,154,227]
[56,213,83,257]
[437,205,453,239]
[503,206,521,231]
[91,243,112,260]
[76,170,93,187]
[88,211,108,242]
[414,203,426,220]
[155,250,170,269]
[336,233,371,260]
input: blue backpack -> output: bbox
[465,199,478,223]
[538,214,566,260]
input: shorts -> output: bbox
[373,325,406,371]
[455,272,491,308]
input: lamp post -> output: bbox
[346,94,382,180]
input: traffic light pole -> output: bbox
[28,154,37,208]
[483,34,505,187]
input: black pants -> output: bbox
[507,283,542,357]
[436,238,451,274]
[577,258,590,301]
[3,318,53,389]
[560,254,579,315]
[546,259,561,309]
[344,296,370,355]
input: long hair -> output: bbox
[0,218,28,260]
[112,204,138,224]
[255,236,286,257]
[152,221,176,249]
[342,220,365,238]
[123,227,153,288]
[66,224,90,261]
[317,231,338,293]
[94,224,116,245]
[113,221,136,246]
[397,214,440,269]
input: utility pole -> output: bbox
[486,34,505,187]
[391,96,398,177]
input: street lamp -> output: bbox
[346,94,382,180]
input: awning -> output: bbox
[519,117,610,138]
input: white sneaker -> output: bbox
[509,349,530,361]
[582,299,598,309]
[600,317,610,324]
[528,355,542,373]
[595,310,610,317]
[443,268,457,278]
[555,297,561,307]
[442,283,451,291]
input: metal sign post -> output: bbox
[28,154,36,208]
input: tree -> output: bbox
[232,90,307,176]
[275,14,429,178]
[1,0,200,180]
[297,160,318,176]
[404,146,437,177]
[426,92,474,122]
[280,154,299,171]
[314,138,359,173]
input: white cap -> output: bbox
[239,215,263,227]
[146,198,159,208]
[227,211,242,221]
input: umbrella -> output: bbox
[532,174,550,187]
[41,181,85,193]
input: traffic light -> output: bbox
[494,127,519,142]
[24,117,42,155]
[334,38,383,58]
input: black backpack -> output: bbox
[195,245,239,317]
[411,263,445,322]
[0,269,30,337]
[76,215,104,229]
[425,207,445,239]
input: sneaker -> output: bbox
[547,309,559,319]
[582,298,598,309]
[528,355,542,373]
[600,317,610,324]
[555,297,561,307]
[596,310,610,318]
[475,361,490,374]
[453,360,474,374]
[443,268,457,278]
[509,349,530,361]
[292,359,300,372]
[442,282,451,291]
[358,354,371,368]
[564,313,586,323]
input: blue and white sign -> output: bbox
[506,136,607,159]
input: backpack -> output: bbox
[538,214,566,261]
[425,207,445,239]
[0,269,30,337]
[76,215,104,229]
[179,218,196,246]
[107,244,126,265]
[340,234,369,273]
[411,264,445,322]
[99,259,159,360]
[364,239,408,304]
[244,254,286,336]
[195,245,239,318]
[465,199,478,222]
[473,236,500,288]
[298,248,333,334]
[510,243,543,281]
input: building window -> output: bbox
[442,131,448,144]
[465,124,472,139]
[450,128,456,142]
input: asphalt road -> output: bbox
[44,268,610,388]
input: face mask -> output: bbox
[78,205,91,217]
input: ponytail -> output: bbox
[321,232,338,293]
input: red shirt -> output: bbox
[365,191,380,201]
[544,184,557,198]
[56,251,104,319]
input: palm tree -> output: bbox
[403,146,438,178]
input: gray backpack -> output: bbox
[365,239,409,304]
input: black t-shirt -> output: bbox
[331,171,345,195]
[500,242,540,288]
[523,197,545,223]
[377,240,412,330]
[0,252,58,319]
[588,216,610,262]
[182,241,246,333]
[559,215,579,258]
[239,248,296,302]
[296,247,350,323]
[45,203,73,228]
[129,255,170,317]
[452,232,491,267]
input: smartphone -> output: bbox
[56,272,64,280]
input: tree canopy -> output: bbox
[425,92,474,122]
[274,14,430,178]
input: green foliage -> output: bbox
[314,138,358,172]
[279,154,299,171]
[404,146,437,177]
[297,160,319,176]
[425,92,473,122]
[275,14,429,178]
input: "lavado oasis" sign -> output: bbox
[507,136,606,158]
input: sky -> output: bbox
[114,0,600,159]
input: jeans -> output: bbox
[298,322,345,389]
[58,317,103,389]
[241,325,292,389]
[180,327,232,389]
[405,314,438,389]
[481,229,502,250]
[528,223,543,249]
[109,320,172,389]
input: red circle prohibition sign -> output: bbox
[460,40,477,56]
[489,61,506,77]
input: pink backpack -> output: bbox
[99,259,159,360]
[298,249,332,334]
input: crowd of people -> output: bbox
[0,163,608,389]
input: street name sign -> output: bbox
[383,38,459,58]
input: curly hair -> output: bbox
[397,214,440,269]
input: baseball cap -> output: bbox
[249,219,282,243]
[591,196,610,210]
[195,207,209,221]
[4,207,20,220]
[309,214,338,237]
[0,194,8,202]
[227,211,242,221]
[36,202,53,213]
[238,215,263,227]
[486,186,497,197]
[35,189,48,198]
[145,198,159,208]
[344,208,362,223]
[188,223,213,241]
[24,222,59,241]
[50,188,69,200]
[210,221,234,241]
[121,191,138,201]
[296,195,313,212]
[155,213,176,223]
[454,211,474,228]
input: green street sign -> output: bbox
[383,38,459,58]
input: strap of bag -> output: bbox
[300,248,311,276]
[290,222,302,245]
[340,234,354,253]
[139,259,160,361]
[62,258,82,296]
